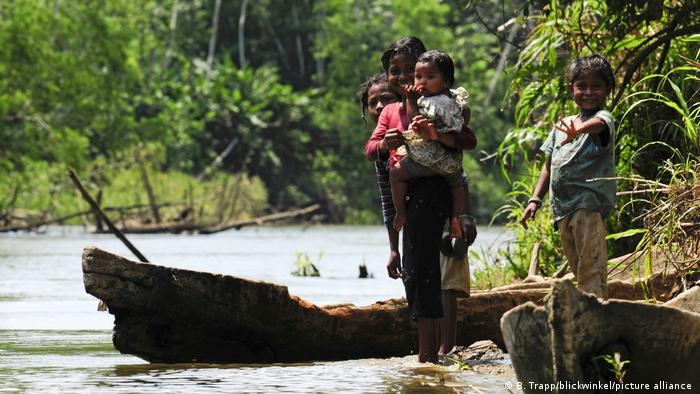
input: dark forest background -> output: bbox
[2,0,698,254]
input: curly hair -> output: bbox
[358,73,388,112]
[416,50,455,87]
[566,54,615,91]
[357,73,399,124]
[380,36,427,72]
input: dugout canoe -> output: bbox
[501,280,700,392]
[81,247,678,364]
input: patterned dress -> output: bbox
[399,87,469,175]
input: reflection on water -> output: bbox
[0,225,516,393]
[1,329,515,393]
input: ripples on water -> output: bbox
[0,225,516,393]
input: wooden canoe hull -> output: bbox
[501,280,700,391]
[82,247,676,363]
[83,246,416,363]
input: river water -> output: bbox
[0,225,519,393]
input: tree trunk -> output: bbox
[263,15,291,73]
[162,0,179,71]
[206,0,222,80]
[226,152,252,220]
[215,176,230,222]
[484,25,518,107]
[238,0,250,68]
[195,137,239,181]
[136,151,161,224]
[291,4,305,77]
[95,190,104,232]
[1,183,21,226]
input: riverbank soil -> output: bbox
[446,340,515,376]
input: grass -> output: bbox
[612,64,700,288]
[472,62,700,289]
[621,157,700,288]
[469,162,565,289]
[1,158,268,227]
[597,352,630,382]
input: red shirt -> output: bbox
[364,102,409,166]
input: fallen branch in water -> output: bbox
[69,169,150,263]
[99,204,322,234]
[0,202,188,233]
[199,204,321,234]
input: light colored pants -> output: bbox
[440,254,470,297]
[558,209,608,299]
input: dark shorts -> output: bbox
[401,176,451,320]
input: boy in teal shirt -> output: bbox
[521,54,616,299]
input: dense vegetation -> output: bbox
[473,0,699,287]
[1,1,698,286]
[0,0,518,225]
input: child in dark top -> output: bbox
[521,54,617,299]
[358,73,401,275]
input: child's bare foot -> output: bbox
[449,217,462,239]
[393,214,406,232]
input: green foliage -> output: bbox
[0,0,320,221]
[470,246,518,290]
[314,0,519,223]
[442,355,471,371]
[462,156,509,221]
[470,161,562,287]
[493,166,563,277]
[0,159,71,215]
[0,157,267,225]
[598,352,630,382]
[495,0,700,276]
[1,0,525,225]
[291,251,322,277]
[623,155,700,281]
[11,0,695,243]
[0,1,138,166]
[344,209,380,225]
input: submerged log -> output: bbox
[82,247,680,363]
[0,202,192,233]
[105,204,321,234]
[0,209,91,232]
[198,204,321,234]
[501,280,700,392]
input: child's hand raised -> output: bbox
[401,84,421,101]
[556,117,580,146]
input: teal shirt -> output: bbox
[541,110,617,223]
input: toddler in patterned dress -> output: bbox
[390,50,469,238]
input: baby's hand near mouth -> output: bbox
[402,84,421,100]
